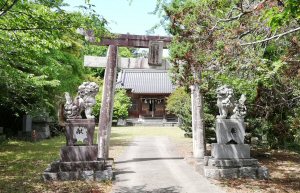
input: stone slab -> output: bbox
[43,159,113,181]
[79,170,94,181]
[58,171,79,181]
[204,166,220,179]
[95,166,113,181]
[204,165,263,179]
[211,144,250,159]
[60,145,98,162]
[43,172,58,181]
[47,160,60,172]
[59,161,104,171]
[216,118,245,144]
[239,167,258,178]
[208,158,258,168]
[219,168,239,178]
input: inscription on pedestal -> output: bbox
[216,119,245,144]
[65,119,95,146]
[74,127,88,143]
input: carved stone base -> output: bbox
[211,143,250,159]
[43,159,113,181]
[202,157,269,179]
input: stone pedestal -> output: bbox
[203,118,269,179]
[43,118,114,181]
[203,157,269,179]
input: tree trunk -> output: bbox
[190,68,206,158]
[97,45,117,159]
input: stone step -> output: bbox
[207,158,259,168]
[203,157,269,180]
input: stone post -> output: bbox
[98,45,118,159]
[190,66,206,159]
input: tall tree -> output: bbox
[0,0,108,117]
[160,0,300,149]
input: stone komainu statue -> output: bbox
[216,85,246,119]
[63,82,99,119]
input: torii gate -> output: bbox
[81,32,204,160]
[82,32,171,159]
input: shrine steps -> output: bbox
[123,118,178,127]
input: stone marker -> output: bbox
[203,85,269,179]
[22,115,32,133]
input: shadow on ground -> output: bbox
[113,185,181,193]
[115,157,184,164]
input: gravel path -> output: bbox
[111,136,225,193]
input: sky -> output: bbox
[63,0,167,36]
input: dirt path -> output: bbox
[111,136,225,193]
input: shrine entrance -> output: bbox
[81,32,173,159]
[81,31,204,161]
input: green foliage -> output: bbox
[0,0,108,118]
[92,88,132,121]
[266,0,300,29]
[113,89,132,120]
[162,0,300,149]
[166,87,192,134]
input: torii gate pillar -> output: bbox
[98,45,118,159]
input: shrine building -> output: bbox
[116,59,178,125]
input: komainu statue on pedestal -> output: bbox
[231,94,247,119]
[216,85,246,119]
[63,82,99,119]
[216,85,235,119]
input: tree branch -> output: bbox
[0,0,9,12]
[241,26,300,46]
[210,0,267,32]
[0,0,18,17]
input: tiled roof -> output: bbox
[116,69,174,94]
